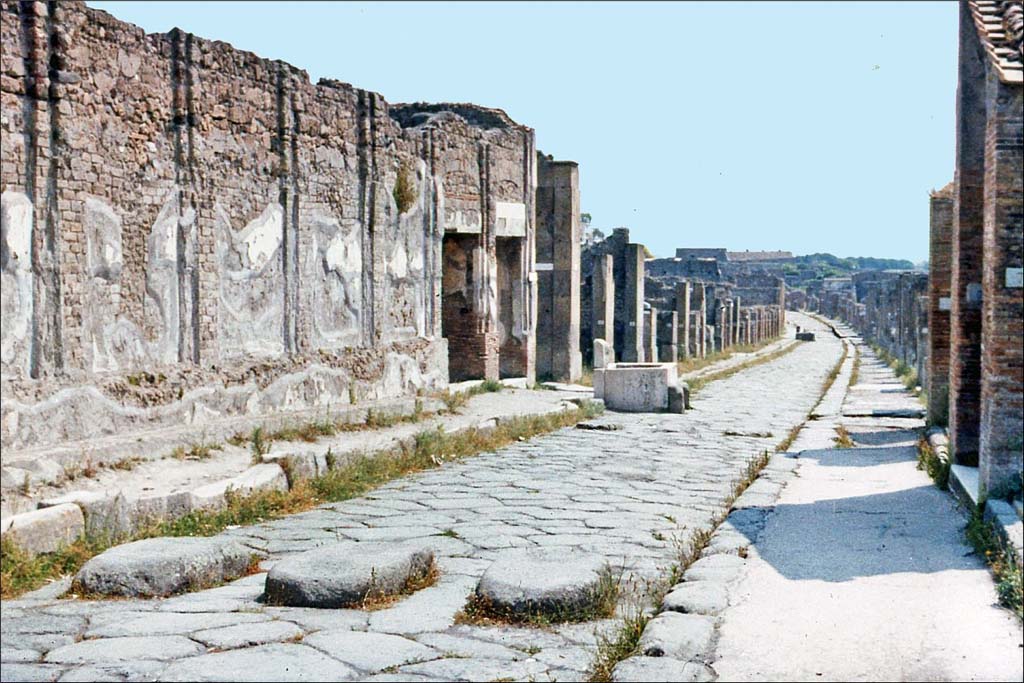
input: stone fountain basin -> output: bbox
[593,362,679,412]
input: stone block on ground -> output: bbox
[612,656,716,682]
[475,548,610,619]
[1,504,84,556]
[684,552,748,584]
[638,611,715,660]
[594,339,615,369]
[302,630,438,671]
[189,464,288,511]
[668,382,691,413]
[73,536,253,597]
[662,581,729,615]
[160,643,358,681]
[40,490,133,539]
[263,541,434,608]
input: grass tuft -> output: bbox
[916,436,950,490]
[833,425,855,449]
[965,505,1022,619]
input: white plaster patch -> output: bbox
[1,190,33,270]
[1007,268,1023,289]
[239,204,283,272]
[495,201,526,237]
[84,196,123,281]
[324,236,360,274]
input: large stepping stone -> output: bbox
[264,541,434,608]
[74,537,253,598]
[474,548,612,620]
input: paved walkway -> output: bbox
[0,313,842,682]
[713,342,1024,682]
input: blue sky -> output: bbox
[88,1,958,262]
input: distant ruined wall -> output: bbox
[0,1,536,452]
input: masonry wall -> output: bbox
[0,1,536,455]
[928,186,955,425]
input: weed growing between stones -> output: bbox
[965,505,1023,620]
[456,565,622,627]
[848,346,862,388]
[172,442,222,461]
[441,379,505,412]
[249,427,272,463]
[870,342,919,394]
[0,400,603,599]
[916,436,950,490]
[359,559,439,611]
[833,425,855,449]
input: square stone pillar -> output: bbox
[592,253,615,354]
[658,309,677,362]
[620,244,645,362]
[535,154,581,382]
[691,282,707,358]
[676,281,691,360]
[733,297,742,346]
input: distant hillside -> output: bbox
[795,253,915,270]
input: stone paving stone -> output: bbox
[397,656,549,681]
[612,656,716,682]
[73,537,253,598]
[0,663,65,682]
[160,644,358,681]
[303,630,438,671]
[2,648,41,662]
[56,661,167,682]
[638,612,715,659]
[44,636,204,664]
[264,541,434,608]
[413,632,525,660]
[0,633,74,653]
[85,612,269,638]
[191,620,304,650]
[367,575,477,635]
[262,606,369,633]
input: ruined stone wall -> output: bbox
[0,1,536,453]
[928,185,954,425]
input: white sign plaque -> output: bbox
[1007,268,1023,289]
[938,296,952,311]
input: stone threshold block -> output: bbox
[264,541,435,608]
[593,362,686,413]
[74,536,254,597]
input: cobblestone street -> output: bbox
[1,315,844,682]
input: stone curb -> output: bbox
[1,397,586,558]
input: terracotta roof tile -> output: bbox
[969,0,1023,84]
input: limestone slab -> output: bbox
[159,643,358,681]
[44,636,203,664]
[303,630,438,671]
[1,505,84,556]
[612,656,716,682]
[638,611,715,659]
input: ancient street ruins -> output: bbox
[1,1,1022,682]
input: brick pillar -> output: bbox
[979,71,1024,496]
[535,155,581,382]
[676,280,691,360]
[929,184,950,430]
[948,4,987,466]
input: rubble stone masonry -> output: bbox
[0,1,538,453]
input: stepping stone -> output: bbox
[264,541,434,608]
[74,537,253,598]
[474,548,611,620]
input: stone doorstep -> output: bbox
[984,499,1024,566]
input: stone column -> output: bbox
[733,297,742,346]
[949,3,987,466]
[691,282,707,358]
[657,309,677,362]
[676,280,691,360]
[535,154,581,382]
[978,69,1024,496]
[643,307,658,363]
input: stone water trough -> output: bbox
[591,340,688,413]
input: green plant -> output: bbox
[916,436,950,490]
[393,161,417,214]
[833,425,855,449]
[250,427,272,463]
[965,505,1022,619]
